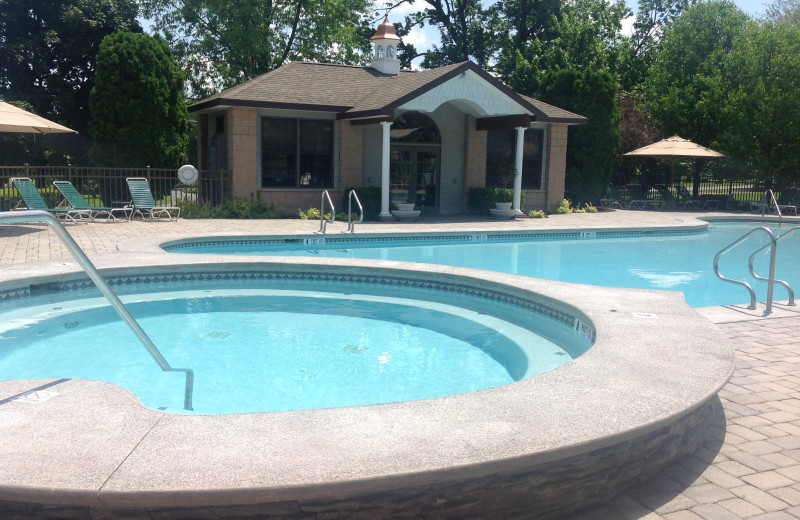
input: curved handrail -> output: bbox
[347,190,364,233]
[748,226,800,306]
[319,190,335,234]
[0,210,194,410]
[763,189,783,225]
[714,226,776,311]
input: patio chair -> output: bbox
[125,177,181,220]
[52,181,130,222]
[676,186,702,209]
[599,184,622,208]
[624,184,659,209]
[776,188,800,216]
[11,177,92,223]
[655,184,679,209]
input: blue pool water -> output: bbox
[0,279,590,414]
[169,223,800,308]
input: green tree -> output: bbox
[89,32,188,168]
[399,0,500,68]
[140,0,373,98]
[0,0,141,164]
[495,0,627,96]
[721,22,800,186]
[644,0,751,195]
[539,68,621,204]
[765,0,800,23]
[619,0,694,92]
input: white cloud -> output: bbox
[621,14,636,37]
[403,26,429,50]
[390,2,428,16]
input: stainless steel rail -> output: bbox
[713,227,777,313]
[318,190,336,234]
[346,190,364,233]
[762,189,783,225]
[748,226,800,307]
[0,210,194,410]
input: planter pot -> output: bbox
[494,202,513,211]
[395,203,416,212]
[391,209,421,220]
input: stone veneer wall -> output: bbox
[1,397,718,519]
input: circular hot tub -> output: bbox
[0,257,733,519]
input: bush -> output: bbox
[177,197,284,219]
[298,207,333,220]
[528,209,547,218]
[340,186,381,220]
[549,199,575,214]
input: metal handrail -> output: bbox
[0,210,194,410]
[713,226,777,312]
[748,226,800,306]
[762,189,783,225]
[346,190,364,233]
[318,190,335,234]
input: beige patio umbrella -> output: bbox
[623,135,723,186]
[0,100,77,134]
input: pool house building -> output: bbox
[188,17,587,217]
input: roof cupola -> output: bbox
[370,15,401,75]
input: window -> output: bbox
[485,128,544,190]
[377,45,384,58]
[261,117,333,188]
[387,45,394,58]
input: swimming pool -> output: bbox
[0,272,591,415]
[165,222,800,308]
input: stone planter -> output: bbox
[394,203,416,212]
[494,201,513,211]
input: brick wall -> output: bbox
[546,124,568,208]
[227,107,258,199]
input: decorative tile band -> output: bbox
[2,269,595,343]
[162,227,704,252]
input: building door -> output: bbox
[390,111,441,212]
[390,146,440,212]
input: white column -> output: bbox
[380,121,392,218]
[513,126,526,213]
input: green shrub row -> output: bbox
[177,197,284,219]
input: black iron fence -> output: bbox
[612,178,798,211]
[0,165,232,212]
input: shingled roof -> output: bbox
[189,61,587,124]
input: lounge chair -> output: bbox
[777,188,799,216]
[11,177,92,223]
[125,177,181,220]
[52,180,130,222]
[624,184,660,209]
[655,184,679,209]
[599,184,622,208]
[676,186,720,209]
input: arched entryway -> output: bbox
[390,111,441,212]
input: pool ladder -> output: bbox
[0,210,195,410]
[316,189,363,234]
[714,225,799,314]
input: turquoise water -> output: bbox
[172,223,800,308]
[0,283,588,414]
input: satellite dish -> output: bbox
[177,164,199,185]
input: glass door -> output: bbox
[390,146,439,212]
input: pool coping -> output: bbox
[0,241,735,517]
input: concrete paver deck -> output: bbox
[2,209,800,519]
